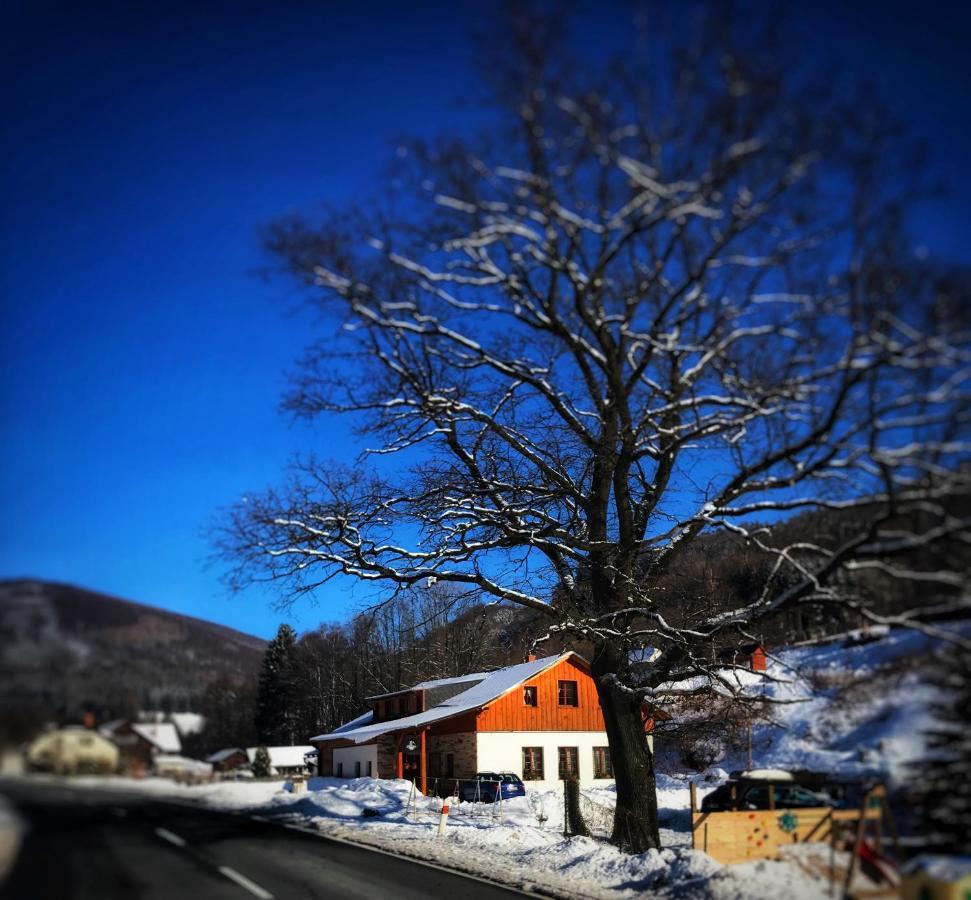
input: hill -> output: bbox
[0,579,265,742]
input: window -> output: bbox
[558,746,579,779]
[522,747,544,780]
[593,746,612,778]
[523,685,538,706]
[367,760,373,777]
[445,753,454,778]
[557,680,578,706]
[355,760,361,777]
[337,762,344,777]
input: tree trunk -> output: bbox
[592,649,661,853]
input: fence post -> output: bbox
[563,777,591,838]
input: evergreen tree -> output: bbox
[911,648,971,852]
[255,623,298,745]
[251,745,272,778]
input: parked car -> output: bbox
[458,772,527,802]
[701,770,836,812]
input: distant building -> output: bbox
[100,719,181,771]
[27,727,119,775]
[246,745,314,776]
[311,652,658,793]
[206,747,248,772]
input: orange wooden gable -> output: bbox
[467,654,659,733]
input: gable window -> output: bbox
[523,685,538,707]
[557,680,579,707]
[522,747,544,780]
[558,746,579,779]
[593,746,612,778]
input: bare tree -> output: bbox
[220,11,970,851]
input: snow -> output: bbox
[901,854,971,881]
[246,746,315,770]
[131,722,181,753]
[314,654,571,744]
[7,625,963,899]
[170,712,205,737]
[35,773,829,899]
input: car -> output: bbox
[458,772,527,803]
[701,770,836,813]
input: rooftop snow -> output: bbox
[312,654,573,745]
[132,722,182,753]
[170,712,205,736]
[366,673,485,700]
[246,746,315,768]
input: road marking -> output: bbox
[218,866,274,899]
[154,827,186,848]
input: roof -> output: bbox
[170,712,206,736]
[246,745,315,768]
[312,653,575,745]
[131,722,182,753]
[206,747,245,764]
[367,673,485,701]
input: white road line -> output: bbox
[154,827,186,848]
[218,866,275,900]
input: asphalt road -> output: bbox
[0,779,531,900]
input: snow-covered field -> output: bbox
[16,625,963,899]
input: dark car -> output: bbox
[701,775,835,813]
[458,772,527,803]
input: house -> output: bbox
[246,745,315,776]
[26,726,119,775]
[137,711,206,740]
[311,652,657,794]
[100,719,181,771]
[206,747,249,772]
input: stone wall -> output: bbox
[427,731,476,781]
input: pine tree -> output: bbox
[251,745,272,778]
[255,623,297,745]
[911,647,971,853]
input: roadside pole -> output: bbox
[437,801,450,837]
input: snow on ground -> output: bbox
[16,625,963,899]
[38,773,829,899]
[665,624,969,788]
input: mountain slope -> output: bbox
[0,579,265,739]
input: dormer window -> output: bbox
[523,686,538,707]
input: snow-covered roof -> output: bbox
[155,754,212,774]
[367,673,485,700]
[246,746,315,768]
[312,653,575,745]
[330,710,374,735]
[132,722,182,753]
[206,747,245,764]
[170,712,205,736]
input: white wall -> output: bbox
[475,731,652,788]
[333,744,378,779]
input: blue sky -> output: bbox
[2,1,969,639]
